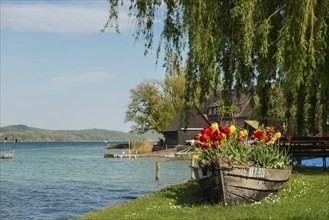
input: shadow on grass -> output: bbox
[160,180,223,207]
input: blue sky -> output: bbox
[0,0,165,132]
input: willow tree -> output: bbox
[104,0,329,135]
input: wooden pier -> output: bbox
[280,137,329,170]
[104,153,137,158]
[104,140,136,159]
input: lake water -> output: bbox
[0,142,191,220]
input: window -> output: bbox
[213,108,217,114]
[208,107,217,115]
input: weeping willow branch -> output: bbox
[103,0,329,135]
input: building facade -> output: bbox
[163,106,211,146]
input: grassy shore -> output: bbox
[73,167,329,220]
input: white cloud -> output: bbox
[0,1,131,34]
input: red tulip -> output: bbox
[237,135,244,142]
[211,143,218,150]
[217,133,223,141]
[200,134,208,142]
[209,133,215,141]
[253,130,266,140]
[219,126,230,134]
[202,126,212,136]
[193,134,201,140]
[202,142,210,149]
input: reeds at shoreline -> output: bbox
[130,138,156,154]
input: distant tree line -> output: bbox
[0,125,161,142]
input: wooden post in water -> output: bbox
[191,159,196,180]
[128,140,131,160]
[156,161,160,181]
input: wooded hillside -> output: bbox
[0,125,162,142]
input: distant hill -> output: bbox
[0,124,44,132]
[0,124,163,142]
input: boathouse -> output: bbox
[163,106,211,146]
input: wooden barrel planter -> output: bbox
[194,161,292,205]
[192,166,223,203]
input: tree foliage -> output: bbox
[125,56,186,133]
[125,79,161,132]
[105,0,329,135]
[251,84,288,128]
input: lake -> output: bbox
[0,142,191,220]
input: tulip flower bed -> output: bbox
[192,123,292,205]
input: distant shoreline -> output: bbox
[0,124,163,142]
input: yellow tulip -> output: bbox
[230,125,236,133]
[240,129,248,137]
[211,122,219,133]
[194,140,202,148]
[193,155,199,161]
[274,132,281,139]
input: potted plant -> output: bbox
[192,123,292,205]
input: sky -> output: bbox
[0,0,166,132]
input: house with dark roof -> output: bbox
[206,93,252,127]
[162,92,254,146]
[163,106,211,146]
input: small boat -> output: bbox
[1,138,16,159]
[218,163,291,205]
[1,153,14,159]
[194,160,291,205]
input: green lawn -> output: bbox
[74,167,329,220]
